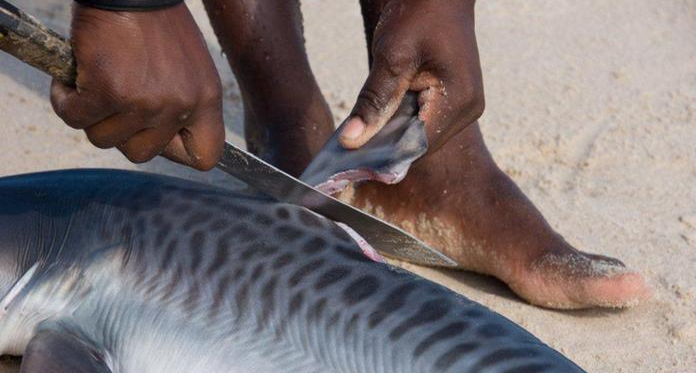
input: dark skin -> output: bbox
[52,0,649,309]
[342,0,484,152]
[51,3,224,170]
[202,0,333,176]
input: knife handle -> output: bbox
[0,0,76,85]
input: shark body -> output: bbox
[0,169,585,373]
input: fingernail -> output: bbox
[341,117,365,140]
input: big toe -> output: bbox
[510,249,652,309]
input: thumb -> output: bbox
[340,59,415,149]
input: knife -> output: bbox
[0,0,457,267]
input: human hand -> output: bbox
[340,0,484,152]
[51,3,224,170]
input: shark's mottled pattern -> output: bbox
[0,170,585,372]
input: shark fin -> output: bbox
[300,92,428,194]
[21,329,111,373]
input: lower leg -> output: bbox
[203,0,334,176]
[347,122,650,309]
[203,1,650,309]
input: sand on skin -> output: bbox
[0,0,694,372]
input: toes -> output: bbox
[583,252,626,268]
[533,248,630,279]
[576,271,652,309]
[515,249,651,309]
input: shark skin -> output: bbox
[300,93,429,195]
[0,169,586,373]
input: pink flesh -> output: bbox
[314,168,408,196]
[335,222,385,263]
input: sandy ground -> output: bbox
[0,0,694,372]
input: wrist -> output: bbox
[74,0,183,11]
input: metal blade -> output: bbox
[0,0,456,267]
[216,143,457,267]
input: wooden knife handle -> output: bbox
[0,0,76,85]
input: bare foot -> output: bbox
[205,0,650,310]
[344,123,651,309]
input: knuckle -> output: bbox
[126,99,157,118]
[50,99,69,122]
[50,95,81,128]
[85,131,116,149]
[470,97,485,120]
[102,84,160,117]
[466,94,486,120]
[180,95,199,112]
[191,132,224,171]
[457,85,486,120]
[200,81,223,106]
[170,91,214,121]
[357,87,387,115]
[123,148,156,164]
[100,78,130,105]
[373,47,413,77]
[64,119,87,130]
[192,157,217,171]
[175,110,193,124]
[372,30,417,73]
[173,86,204,111]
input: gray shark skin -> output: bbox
[300,93,428,195]
[0,169,585,373]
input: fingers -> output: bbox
[57,87,224,170]
[50,80,117,129]
[410,68,485,152]
[82,113,141,149]
[346,0,484,153]
[55,80,224,170]
[161,132,190,166]
[340,51,417,149]
[160,103,225,171]
[429,90,485,152]
[116,125,181,164]
[178,105,226,171]
[105,103,224,170]
[61,92,224,171]
[52,2,225,171]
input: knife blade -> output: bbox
[216,143,457,266]
[0,0,457,266]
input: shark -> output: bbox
[0,168,586,373]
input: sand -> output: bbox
[0,0,694,372]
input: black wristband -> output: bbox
[74,0,183,11]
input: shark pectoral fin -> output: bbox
[20,330,111,373]
[300,92,428,195]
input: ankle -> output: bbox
[243,92,334,175]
